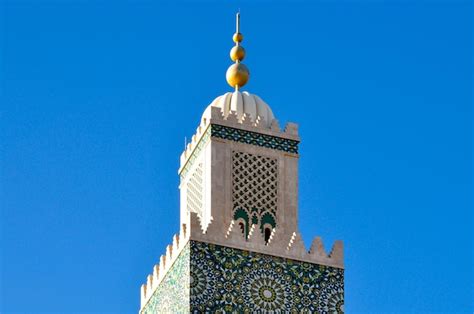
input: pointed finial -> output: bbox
[226,11,249,90]
[236,10,240,33]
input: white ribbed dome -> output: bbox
[202,91,275,128]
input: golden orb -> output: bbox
[233,32,243,43]
[226,63,249,88]
[230,46,246,62]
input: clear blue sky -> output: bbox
[1,0,472,313]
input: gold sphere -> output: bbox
[233,32,243,43]
[230,46,246,62]
[226,63,249,88]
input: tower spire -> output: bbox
[236,9,240,33]
[226,11,249,91]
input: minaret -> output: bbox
[140,13,344,313]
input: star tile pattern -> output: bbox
[142,241,344,313]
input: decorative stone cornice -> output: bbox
[189,212,344,270]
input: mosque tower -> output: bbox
[139,13,344,313]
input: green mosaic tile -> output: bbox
[141,245,190,314]
[211,124,299,154]
[190,241,344,313]
[143,241,344,313]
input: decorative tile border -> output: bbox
[211,124,299,154]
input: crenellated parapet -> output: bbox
[188,212,344,269]
[140,224,189,309]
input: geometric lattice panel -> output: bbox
[187,163,203,218]
[232,151,278,233]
